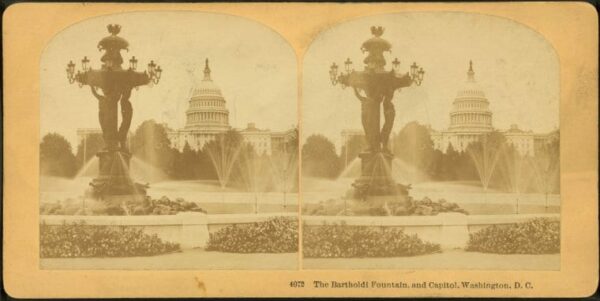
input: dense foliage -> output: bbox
[301,122,560,193]
[466,218,560,254]
[40,122,300,194]
[302,134,341,178]
[40,133,77,177]
[40,196,207,216]
[206,217,298,253]
[40,222,180,258]
[303,223,441,258]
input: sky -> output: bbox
[41,11,560,152]
[40,12,297,148]
[302,12,560,151]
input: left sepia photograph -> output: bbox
[39,12,299,270]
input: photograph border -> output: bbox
[3,2,598,298]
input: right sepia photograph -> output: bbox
[301,12,560,270]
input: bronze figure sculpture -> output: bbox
[330,26,424,199]
[66,24,162,199]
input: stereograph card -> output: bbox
[2,2,598,298]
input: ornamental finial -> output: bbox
[370,26,384,37]
[107,24,121,36]
[203,58,211,81]
[467,60,475,81]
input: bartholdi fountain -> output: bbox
[328,26,424,214]
[65,24,162,204]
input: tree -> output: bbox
[75,133,104,169]
[439,143,461,180]
[302,134,340,178]
[130,120,174,175]
[430,149,445,180]
[392,122,436,176]
[172,142,199,179]
[195,148,218,180]
[40,133,77,177]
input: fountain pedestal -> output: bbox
[88,150,148,203]
[350,151,411,212]
[352,151,410,197]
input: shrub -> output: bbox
[40,221,180,258]
[466,218,560,254]
[206,217,298,253]
[303,223,441,258]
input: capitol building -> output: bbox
[339,61,558,157]
[167,59,295,155]
[429,61,558,156]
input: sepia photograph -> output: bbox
[38,11,299,270]
[2,2,597,298]
[301,12,560,270]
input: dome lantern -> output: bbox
[203,58,212,81]
[467,60,475,82]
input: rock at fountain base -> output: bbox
[348,195,411,216]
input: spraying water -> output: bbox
[239,147,272,213]
[499,149,532,214]
[337,157,429,184]
[529,148,560,212]
[75,155,168,183]
[270,150,298,209]
[205,134,243,201]
[467,135,503,192]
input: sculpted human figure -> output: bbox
[353,87,378,152]
[118,88,133,151]
[91,86,133,151]
[380,89,396,153]
[353,86,396,153]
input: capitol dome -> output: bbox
[185,59,230,130]
[449,61,493,132]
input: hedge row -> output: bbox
[40,222,180,258]
[206,217,298,253]
[303,223,441,258]
[466,218,560,254]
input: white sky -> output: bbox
[40,12,297,148]
[302,12,559,151]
